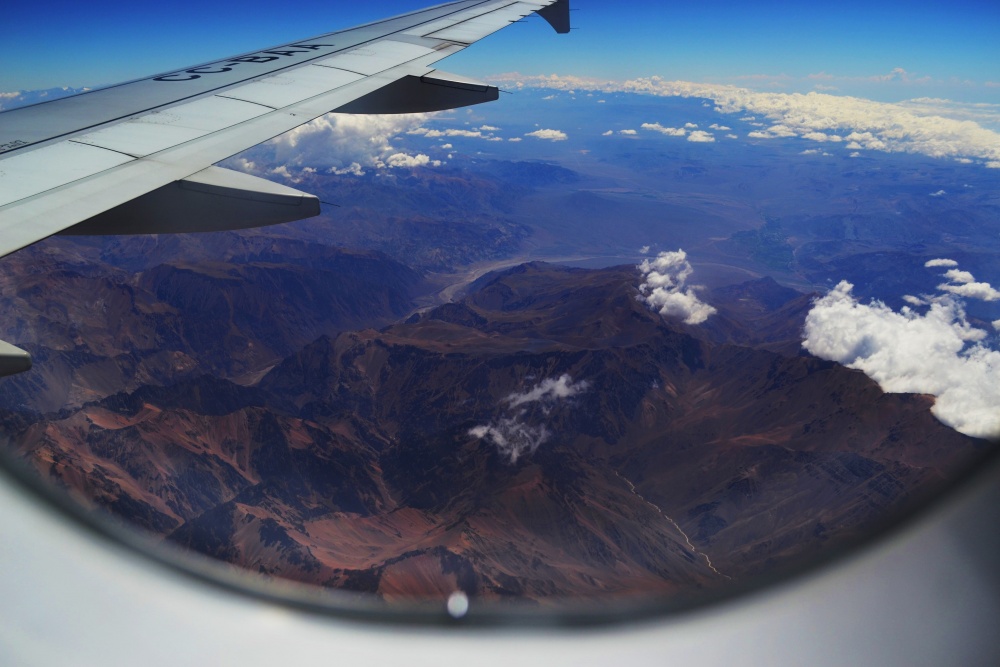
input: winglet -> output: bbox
[0,339,31,378]
[538,0,571,34]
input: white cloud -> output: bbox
[639,245,651,255]
[620,129,638,135]
[684,122,699,129]
[385,153,441,169]
[602,130,614,136]
[508,137,522,142]
[944,269,975,284]
[687,130,716,143]
[331,162,365,176]
[993,320,1000,331]
[641,122,686,137]
[469,374,589,464]
[938,281,1000,301]
[637,250,717,325]
[493,74,1000,164]
[525,129,568,141]
[440,143,453,149]
[803,281,1000,440]
[925,258,959,268]
[929,189,947,197]
[709,124,731,131]
[479,125,500,131]
[932,263,1000,301]
[260,112,435,173]
[505,374,590,409]
[469,420,550,465]
[409,127,489,139]
[726,133,738,139]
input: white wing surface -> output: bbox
[0,0,570,258]
[0,0,570,376]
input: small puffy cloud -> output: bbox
[987,161,1000,169]
[620,129,638,135]
[440,143,453,149]
[602,130,614,136]
[469,374,589,464]
[944,269,975,284]
[479,125,500,131]
[642,123,686,136]
[709,124,731,130]
[637,250,717,325]
[803,281,1000,439]
[385,153,441,169]
[684,122,699,129]
[726,133,738,139]
[331,162,365,176]
[925,258,959,268]
[639,245,651,255]
[687,130,716,143]
[526,129,568,141]
[939,282,1000,301]
[269,165,295,181]
[505,374,589,409]
[929,189,947,197]
[508,137,522,142]
[930,263,1000,301]
[993,320,1000,331]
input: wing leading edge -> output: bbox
[0,0,570,376]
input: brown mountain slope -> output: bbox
[0,262,984,604]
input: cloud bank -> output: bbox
[493,74,1000,164]
[637,250,717,325]
[469,374,589,464]
[803,262,1000,439]
[238,112,442,178]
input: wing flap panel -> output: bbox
[71,95,273,158]
[315,41,437,76]
[0,142,133,208]
[215,66,365,109]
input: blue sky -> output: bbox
[2,0,999,102]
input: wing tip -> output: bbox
[538,0,571,34]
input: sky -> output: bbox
[2,0,999,103]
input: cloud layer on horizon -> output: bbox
[494,74,1000,165]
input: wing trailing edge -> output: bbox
[60,166,320,235]
[0,340,31,379]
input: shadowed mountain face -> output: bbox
[0,262,982,603]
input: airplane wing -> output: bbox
[0,0,570,376]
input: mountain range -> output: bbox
[0,259,982,603]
